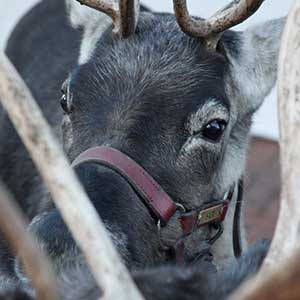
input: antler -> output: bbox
[0,183,58,300]
[77,0,140,38]
[173,0,265,48]
[260,0,300,271]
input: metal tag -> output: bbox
[197,204,224,226]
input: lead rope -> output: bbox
[232,178,244,258]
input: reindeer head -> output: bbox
[60,0,283,266]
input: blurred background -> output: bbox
[0,1,292,242]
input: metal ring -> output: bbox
[157,219,162,231]
[175,202,186,212]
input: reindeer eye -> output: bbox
[202,119,227,142]
[60,81,72,114]
[60,93,69,113]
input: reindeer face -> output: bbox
[60,0,283,265]
[62,15,232,208]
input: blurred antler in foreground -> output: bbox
[231,251,300,300]
[0,53,144,300]
[263,0,300,269]
[231,1,300,299]
[0,183,58,300]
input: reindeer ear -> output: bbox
[65,0,102,29]
[222,18,285,115]
[65,0,112,64]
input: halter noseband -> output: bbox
[72,146,242,262]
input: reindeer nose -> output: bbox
[26,163,143,267]
[73,162,164,262]
[25,161,162,271]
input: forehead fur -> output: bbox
[71,13,230,115]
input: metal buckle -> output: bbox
[175,202,186,213]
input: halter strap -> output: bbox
[72,146,177,223]
[72,146,241,262]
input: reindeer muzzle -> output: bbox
[72,146,242,263]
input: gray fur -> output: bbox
[0,0,285,298]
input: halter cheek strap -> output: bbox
[72,146,178,223]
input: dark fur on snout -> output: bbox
[0,240,267,300]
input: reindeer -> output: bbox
[0,0,286,298]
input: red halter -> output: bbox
[72,146,239,262]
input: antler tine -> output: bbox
[77,0,140,38]
[173,0,265,48]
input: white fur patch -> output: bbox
[65,0,112,64]
[65,0,104,29]
[79,18,111,64]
